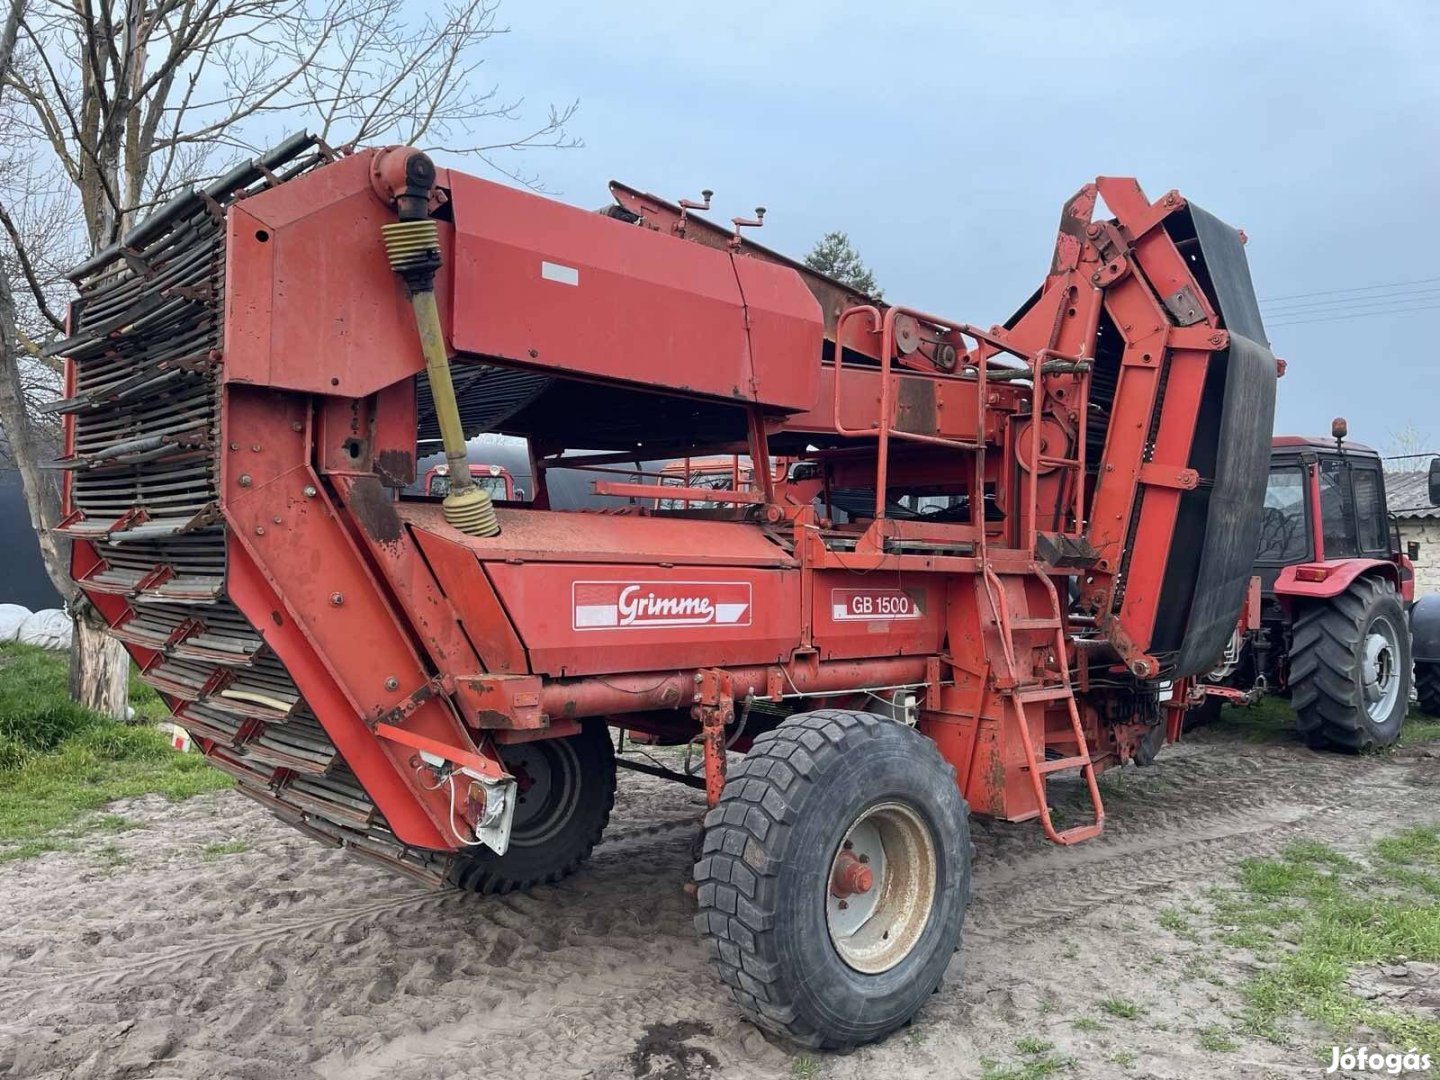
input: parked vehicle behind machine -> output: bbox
[1411,460,1440,716]
[53,137,1276,1048]
[1193,422,1429,749]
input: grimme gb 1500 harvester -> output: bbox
[53,135,1276,1048]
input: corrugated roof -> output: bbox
[1387,471,1440,519]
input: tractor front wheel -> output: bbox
[694,710,970,1049]
[1291,577,1411,751]
[446,721,616,894]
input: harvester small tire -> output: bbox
[447,721,615,895]
[1418,663,1440,719]
[1291,576,1411,751]
[1182,696,1223,733]
[694,709,970,1050]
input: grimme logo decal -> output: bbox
[831,588,923,622]
[572,581,752,630]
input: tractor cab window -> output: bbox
[1351,464,1387,553]
[1256,466,1308,562]
[1319,457,1359,558]
[427,470,509,500]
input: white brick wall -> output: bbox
[1399,519,1440,598]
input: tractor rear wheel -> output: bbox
[1418,663,1440,718]
[694,710,970,1049]
[1291,576,1411,751]
[447,721,615,894]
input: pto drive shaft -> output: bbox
[380,150,499,537]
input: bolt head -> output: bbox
[385,676,399,691]
[330,592,344,606]
[838,900,848,910]
[303,485,317,498]
[254,526,265,536]
[238,474,252,487]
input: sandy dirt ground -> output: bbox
[1,725,1438,1080]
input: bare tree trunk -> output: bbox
[69,599,131,716]
[0,0,128,720]
[70,601,128,719]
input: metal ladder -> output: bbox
[982,564,1105,845]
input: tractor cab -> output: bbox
[1258,428,1412,616]
[423,463,518,502]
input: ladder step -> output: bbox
[1052,823,1104,845]
[1032,754,1091,775]
[1008,616,1062,631]
[1013,684,1073,704]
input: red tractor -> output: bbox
[53,136,1276,1048]
[421,462,518,501]
[1193,424,1421,748]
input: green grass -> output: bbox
[1014,1037,1054,1055]
[791,1055,821,1080]
[0,643,230,862]
[1212,828,1440,1055]
[1098,998,1143,1020]
[1070,1017,1103,1033]
[979,1053,1074,1080]
[1109,1050,1137,1068]
[1208,695,1297,744]
[202,839,248,860]
[1197,1025,1239,1052]
[1205,692,1440,750]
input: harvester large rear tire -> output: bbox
[1417,663,1440,719]
[447,721,615,894]
[1291,577,1411,751]
[694,710,970,1050]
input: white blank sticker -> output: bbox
[541,261,579,286]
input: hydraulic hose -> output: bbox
[379,150,499,537]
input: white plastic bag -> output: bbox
[0,603,32,642]
[16,608,73,650]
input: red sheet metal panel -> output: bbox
[394,503,796,567]
[447,172,821,412]
[223,152,450,399]
[730,251,823,413]
[811,574,945,661]
[484,562,802,676]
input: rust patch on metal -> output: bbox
[348,475,404,544]
[374,448,414,488]
[894,376,936,434]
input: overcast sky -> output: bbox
[458,0,1440,454]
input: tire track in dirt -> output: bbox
[3,735,1436,1080]
[0,812,706,1006]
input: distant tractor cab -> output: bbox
[423,463,519,502]
[1196,421,1420,749]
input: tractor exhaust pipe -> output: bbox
[377,147,499,537]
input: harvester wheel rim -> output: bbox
[825,799,937,975]
[1361,614,1401,723]
[504,737,582,847]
